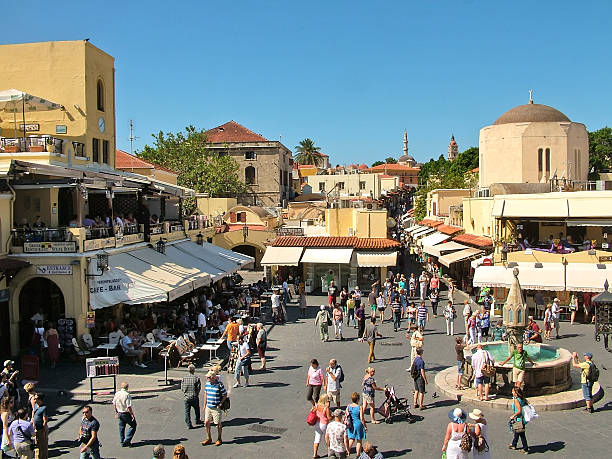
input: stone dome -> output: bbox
[398,154,415,162]
[493,103,570,125]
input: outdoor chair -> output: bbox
[72,337,91,359]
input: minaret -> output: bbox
[448,134,458,161]
[403,130,408,157]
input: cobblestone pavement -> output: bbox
[42,293,611,458]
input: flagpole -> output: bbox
[22,92,26,151]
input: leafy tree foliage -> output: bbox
[385,157,398,164]
[371,160,384,167]
[138,126,246,213]
[588,127,612,179]
[413,147,479,221]
[294,138,323,167]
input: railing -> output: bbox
[167,221,184,233]
[123,223,139,235]
[85,227,113,240]
[11,227,72,246]
[0,136,64,154]
[185,216,213,230]
[150,223,164,235]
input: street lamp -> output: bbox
[196,232,204,246]
[86,251,109,277]
[593,279,612,352]
[242,221,249,242]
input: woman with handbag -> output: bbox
[441,408,468,459]
[312,394,330,458]
[468,409,490,459]
[346,392,367,457]
[306,359,324,407]
[8,409,34,459]
[508,387,529,454]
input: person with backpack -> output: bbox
[441,407,468,458]
[411,348,427,411]
[572,351,598,413]
[324,359,343,409]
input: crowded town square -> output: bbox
[2,2,612,458]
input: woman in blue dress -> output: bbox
[347,391,367,456]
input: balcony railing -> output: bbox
[85,227,113,240]
[11,227,73,246]
[1,135,64,154]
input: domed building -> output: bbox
[398,130,417,167]
[478,97,588,189]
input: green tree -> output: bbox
[138,126,246,213]
[385,157,398,164]
[294,138,323,166]
[371,160,384,167]
[588,127,612,179]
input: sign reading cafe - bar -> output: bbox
[24,241,77,253]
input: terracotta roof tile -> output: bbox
[367,164,420,172]
[452,233,493,248]
[205,120,268,143]
[437,224,463,235]
[115,150,178,174]
[418,219,443,227]
[271,236,400,250]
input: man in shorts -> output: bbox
[201,370,227,447]
[500,343,536,388]
[572,351,596,413]
[470,344,493,401]
[328,281,339,306]
[412,348,427,410]
[368,289,377,317]
[324,359,342,408]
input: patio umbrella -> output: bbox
[0,89,62,138]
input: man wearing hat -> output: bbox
[315,305,330,342]
[202,370,227,447]
[572,351,596,413]
[325,408,349,458]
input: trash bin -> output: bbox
[21,354,40,381]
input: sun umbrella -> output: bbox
[0,89,62,138]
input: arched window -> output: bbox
[97,79,104,111]
[245,166,256,185]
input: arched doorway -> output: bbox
[232,244,258,269]
[19,277,65,348]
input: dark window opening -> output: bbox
[92,138,99,162]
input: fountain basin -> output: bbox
[464,341,572,396]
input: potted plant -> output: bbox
[46,137,55,153]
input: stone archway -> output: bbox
[231,243,264,270]
[18,277,65,348]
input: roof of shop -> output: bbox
[271,236,400,250]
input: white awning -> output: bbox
[566,264,611,293]
[199,241,254,268]
[128,247,210,289]
[566,219,612,227]
[260,246,304,266]
[89,252,191,310]
[439,248,483,267]
[411,227,435,239]
[425,241,469,258]
[492,198,569,218]
[356,252,397,267]
[417,231,450,248]
[165,245,226,282]
[173,241,243,276]
[473,263,565,291]
[301,248,353,264]
[405,225,426,235]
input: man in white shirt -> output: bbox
[121,331,146,368]
[462,300,472,339]
[551,298,561,339]
[470,344,493,401]
[324,359,342,408]
[197,310,207,343]
[112,382,137,447]
[271,288,282,323]
[325,409,349,458]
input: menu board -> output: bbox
[86,357,119,378]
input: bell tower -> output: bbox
[448,134,458,161]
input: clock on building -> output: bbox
[98,117,105,133]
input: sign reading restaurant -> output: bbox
[24,241,77,253]
[36,265,73,275]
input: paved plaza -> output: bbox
[39,294,611,458]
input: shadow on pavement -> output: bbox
[224,417,273,427]
[132,437,188,447]
[271,365,301,371]
[426,399,458,409]
[226,434,281,444]
[384,448,413,457]
[254,382,290,388]
[528,441,565,453]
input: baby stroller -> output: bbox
[377,386,414,424]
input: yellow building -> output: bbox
[0,40,117,170]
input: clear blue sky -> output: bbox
[2,0,610,165]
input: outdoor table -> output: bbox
[159,335,176,342]
[205,329,220,337]
[206,337,225,345]
[200,343,221,360]
[97,343,118,356]
[250,302,260,317]
[98,335,109,343]
[141,341,162,360]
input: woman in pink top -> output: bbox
[306,359,324,406]
[312,393,331,458]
